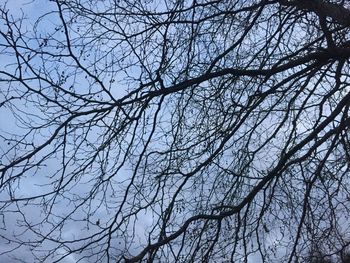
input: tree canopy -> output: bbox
[1,0,350,262]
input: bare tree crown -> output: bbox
[1,0,350,262]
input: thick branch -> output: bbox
[281,0,350,26]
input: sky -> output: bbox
[0,1,154,262]
[0,1,91,262]
[0,1,308,262]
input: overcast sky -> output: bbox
[0,1,324,262]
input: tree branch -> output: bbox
[281,0,350,26]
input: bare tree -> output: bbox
[1,0,350,262]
